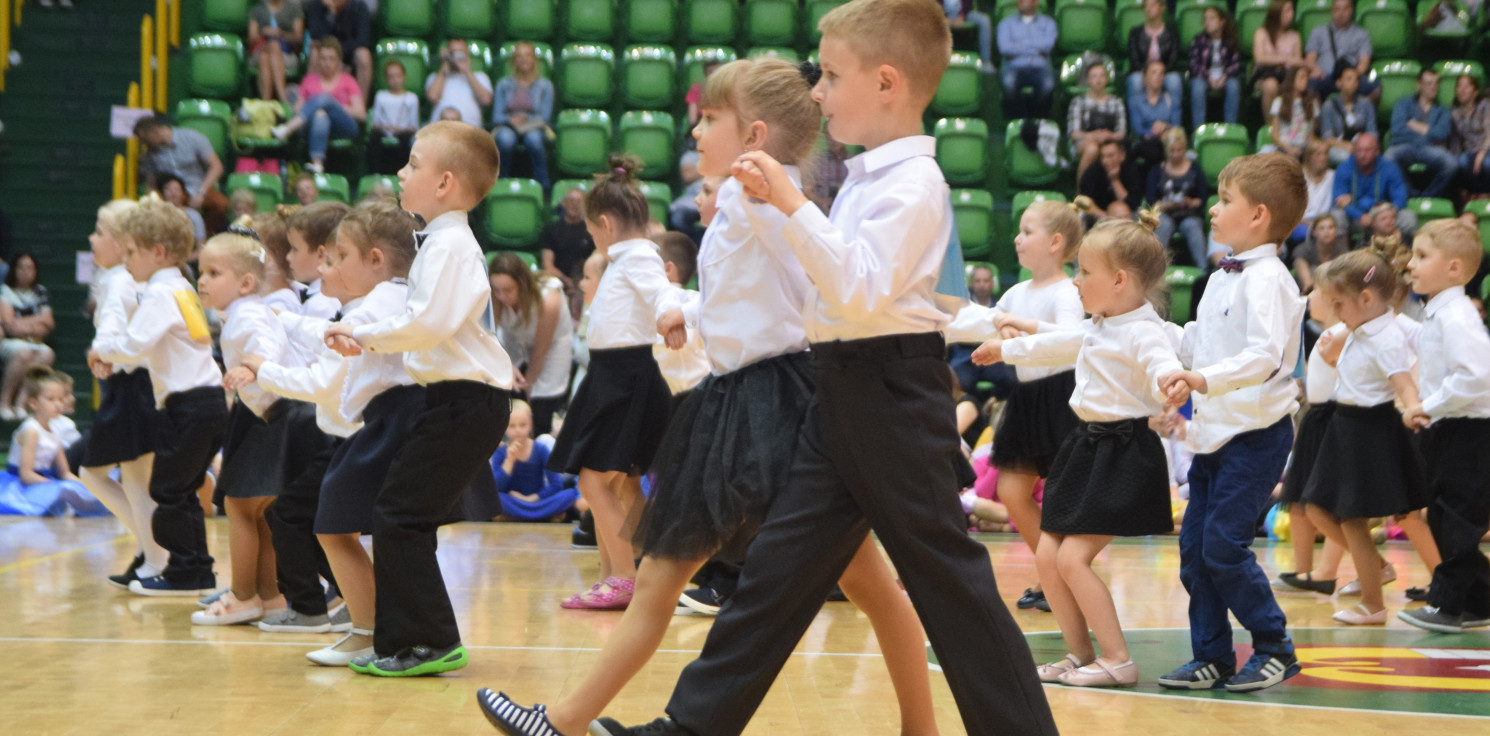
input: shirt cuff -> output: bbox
[783,201,833,252]
[1196,364,1234,396]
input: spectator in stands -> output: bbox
[1333,132,1415,241]
[294,173,320,204]
[1318,65,1376,165]
[157,174,208,246]
[1419,0,1474,34]
[1188,6,1243,125]
[1261,66,1319,161]
[944,0,995,74]
[229,188,259,220]
[248,0,304,104]
[491,41,554,191]
[1251,0,1304,124]
[1304,0,1379,102]
[539,186,594,316]
[997,0,1057,120]
[367,59,419,175]
[0,253,55,421]
[134,115,227,234]
[1450,73,1490,195]
[968,263,996,307]
[668,152,705,243]
[807,131,851,214]
[427,38,493,126]
[306,0,372,102]
[1292,212,1348,292]
[1069,61,1127,182]
[1129,60,1182,173]
[1385,68,1457,197]
[1148,127,1208,268]
[270,37,366,174]
[1125,0,1183,110]
[1078,140,1144,219]
[1300,140,1339,241]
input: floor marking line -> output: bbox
[0,535,131,575]
[0,636,888,659]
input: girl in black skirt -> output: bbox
[1303,250,1429,626]
[546,156,673,611]
[973,213,1182,689]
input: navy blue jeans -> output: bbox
[1180,415,1294,665]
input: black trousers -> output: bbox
[151,386,229,583]
[1424,418,1490,617]
[529,394,565,438]
[664,334,1057,736]
[372,380,510,655]
[268,404,339,615]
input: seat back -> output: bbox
[187,34,244,99]
[934,118,990,186]
[355,174,402,200]
[555,109,615,176]
[226,172,284,212]
[175,99,233,160]
[1295,0,1335,45]
[1113,0,1148,57]
[484,178,547,248]
[639,181,674,224]
[375,38,431,92]
[687,0,738,44]
[951,189,996,259]
[311,173,351,203]
[505,0,557,39]
[1054,0,1110,54]
[1406,197,1458,225]
[620,111,677,179]
[681,46,739,93]
[932,52,983,117]
[1175,0,1223,48]
[1004,119,1062,187]
[445,0,497,37]
[625,0,678,42]
[1010,190,1067,230]
[1193,123,1249,186]
[803,0,848,43]
[1164,265,1204,323]
[621,45,678,109]
[559,44,617,107]
[1235,0,1270,56]
[203,0,251,32]
[1435,60,1484,108]
[1356,0,1410,59]
[382,0,435,36]
[744,0,798,47]
[566,0,618,41]
[1372,59,1423,125]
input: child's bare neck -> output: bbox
[1226,239,1273,255]
[1098,294,1148,318]
[413,205,466,225]
[858,115,927,151]
[1028,264,1067,287]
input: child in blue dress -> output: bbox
[492,400,579,521]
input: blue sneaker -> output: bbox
[128,574,217,598]
[1224,650,1301,692]
[1157,659,1236,689]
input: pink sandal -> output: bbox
[561,581,604,609]
[562,576,635,610]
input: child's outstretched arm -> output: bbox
[92,289,177,366]
[732,151,808,216]
[996,328,1085,368]
[333,243,488,356]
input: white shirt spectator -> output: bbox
[426,69,493,126]
[372,88,420,131]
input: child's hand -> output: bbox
[970,338,1003,365]
[732,151,808,216]
[513,366,529,391]
[324,323,363,356]
[657,308,688,350]
[222,366,257,391]
[509,435,533,463]
[86,349,113,380]
[1160,370,1206,404]
[1402,403,1431,431]
[999,325,1025,340]
[241,354,266,373]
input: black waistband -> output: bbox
[589,344,657,362]
[165,385,226,408]
[1335,401,1398,418]
[364,384,425,419]
[425,379,511,405]
[1078,417,1150,444]
[810,332,945,364]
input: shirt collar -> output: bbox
[607,238,658,261]
[148,266,182,285]
[1095,301,1160,327]
[1423,285,1467,318]
[848,136,936,178]
[416,210,469,237]
[225,294,263,319]
[1355,309,1396,337]
[1233,243,1279,262]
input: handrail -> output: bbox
[140,14,152,112]
[127,82,140,199]
[0,0,11,93]
[154,0,166,111]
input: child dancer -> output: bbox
[255,206,305,315]
[1400,219,1490,632]
[286,201,348,320]
[1159,153,1307,692]
[478,57,938,736]
[492,400,579,522]
[974,213,1182,687]
[325,121,513,676]
[1301,249,1429,625]
[544,155,673,611]
[0,368,94,516]
[196,231,297,625]
[96,197,229,597]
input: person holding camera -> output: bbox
[426,38,493,127]
[491,41,554,191]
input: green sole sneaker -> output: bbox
[347,654,376,674]
[366,644,469,677]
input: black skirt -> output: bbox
[1041,418,1174,537]
[216,399,289,501]
[990,369,1079,477]
[1301,402,1429,519]
[1280,400,1337,505]
[81,369,158,467]
[638,352,813,563]
[548,345,672,476]
[317,384,425,535]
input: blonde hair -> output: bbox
[1217,153,1308,244]
[700,58,821,166]
[1082,207,1171,314]
[415,120,501,205]
[97,199,137,239]
[250,207,294,280]
[202,232,269,286]
[337,197,419,277]
[818,0,951,105]
[1415,218,1484,277]
[1025,200,1085,262]
[1160,126,1188,151]
[1317,248,1399,304]
[119,195,195,265]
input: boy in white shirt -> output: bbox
[1161,153,1309,692]
[326,120,512,677]
[93,198,229,597]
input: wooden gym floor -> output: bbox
[2,517,1488,735]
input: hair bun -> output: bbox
[1134,206,1162,233]
[1071,195,1095,214]
[604,154,641,181]
[797,60,822,87]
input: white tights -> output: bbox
[80,455,165,571]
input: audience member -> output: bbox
[367,59,419,175]
[1251,0,1305,121]
[1188,6,1243,125]
[1318,66,1376,165]
[944,0,995,74]
[968,263,996,307]
[133,115,227,234]
[270,37,366,173]
[1148,128,1208,267]
[1069,60,1127,182]
[248,0,304,103]
[1292,212,1347,292]
[229,188,258,220]
[539,186,594,316]
[0,254,55,421]
[157,174,208,246]
[1450,73,1490,195]
[1129,60,1182,172]
[1333,133,1413,241]
[1385,68,1457,197]
[1078,140,1144,219]
[1125,0,1184,108]
[996,0,1057,120]
[491,41,554,191]
[427,38,493,126]
[293,173,320,204]
[1304,0,1378,100]
[305,0,372,102]
[1262,67,1318,160]
[1300,140,1338,241]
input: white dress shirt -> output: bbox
[1417,286,1490,420]
[660,172,812,374]
[944,278,1084,381]
[352,211,513,389]
[1305,322,1346,404]
[263,287,301,315]
[652,311,710,394]
[781,135,954,342]
[587,238,671,350]
[340,281,418,423]
[94,266,222,407]
[220,295,295,417]
[1179,244,1306,454]
[297,279,342,321]
[257,307,361,438]
[91,264,146,377]
[1334,310,1414,407]
[1002,302,1183,422]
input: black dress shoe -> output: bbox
[589,717,690,735]
[1017,587,1046,609]
[107,554,146,589]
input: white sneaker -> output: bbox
[1339,562,1396,596]
[269,124,289,141]
[304,162,324,174]
[306,629,375,666]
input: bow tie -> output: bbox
[330,310,343,322]
[414,232,428,250]
[1085,420,1135,445]
[1217,257,1244,274]
[298,288,315,305]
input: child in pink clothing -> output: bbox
[270,37,367,172]
[964,449,1044,533]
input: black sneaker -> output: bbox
[1463,612,1490,629]
[1033,596,1051,612]
[1406,586,1432,602]
[476,689,562,736]
[1157,658,1236,689]
[107,554,146,590]
[1017,588,1046,610]
[571,512,597,549]
[1224,650,1301,692]
[1398,606,1465,634]
[678,587,725,616]
[128,573,217,597]
[364,643,468,676]
[588,717,690,736]
[1274,572,1336,595]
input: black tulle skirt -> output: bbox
[1041,418,1174,537]
[81,369,158,467]
[548,345,672,476]
[1301,402,1429,518]
[990,369,1079,477]
[1280,400,1337,505]
[637,352,813,563]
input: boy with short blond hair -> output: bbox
[1398,219,1490,633]
[325,120,513,676]
[1160,152,1308,692]
[588,1,1057,733]
[93,197,229,597]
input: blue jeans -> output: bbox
[495,126,551,190]
[1189,75,1240,125]
[1180,415,1294,665]
[961,11,994,69]
[298,93,358,161]
[1385,143,1458,197]
[1459,151,1490,194]
[1126,71,1184,113]
[1158,213,1207,268]
[1000,64,1055,120]
[948,344,1018,399]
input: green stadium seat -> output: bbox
[310,173,351,203]
[555,109,614,176]
[1356,0,1410,59]
[1295,0,1335,45]
[803,0,848,43]
[1463,197,1490,255]
[566,0,618,42]
[621,45,678,109]
[355,174,402,200]
[1434,60,1484,108]
[744,0,797,47]
[226,172,284,212]
[498,41,554,78]
[746,47,799,61]
[1053,0,1108,55]
[624,0,678,43]
[550,178,593,208]
[559,44,617,107]
[1255,124,1272,152]
[203,0,251,32]
[1010,191,1066,237]
[186,34,244,99]
[639,181,673,224]
[932,51,983,117]
[933,117,989,186]
[1175,0,1224,48]
[1004,119,1061,187]
[381,0,435,36]
[994,0,1043,23]
[682,46,738,93]
[1193,123,1249,187]
[484,178,547,248]
[686,0,738,44]
[1113,0,1148,59]
[619,111,676,179]
[175,99,233,160]
[444,0,497,37]
[375,38,430,92]
[1371,59,1422,125]
[1235,0,1270,56]
[1407,197,1457,224]
[505,0,556,40]
[1164,265,1203,324]
[951,189,995,259]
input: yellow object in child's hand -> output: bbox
[173,289,212,345]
